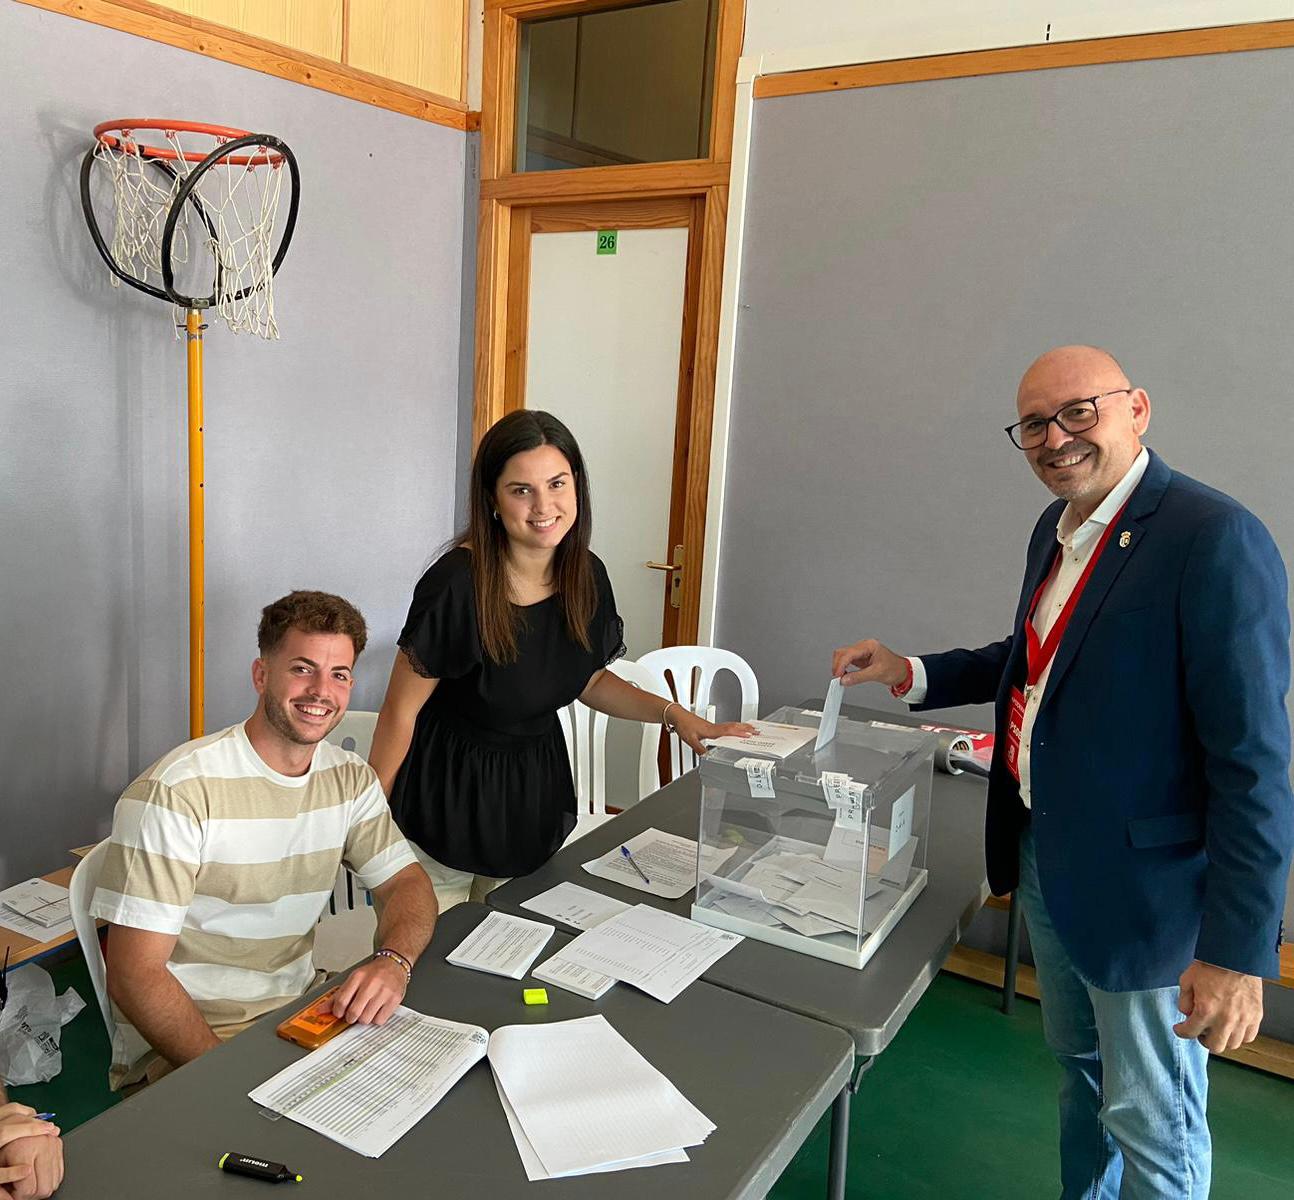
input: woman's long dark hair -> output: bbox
[460,410,596,663]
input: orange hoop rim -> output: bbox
[93,119,285,167]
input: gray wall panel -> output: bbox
[1,4,465,881]
[717,50,1294,933]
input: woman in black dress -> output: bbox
[369,410,752,906]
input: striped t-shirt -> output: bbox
[90,721,417,1088]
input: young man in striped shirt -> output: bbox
[91,590,438,1090]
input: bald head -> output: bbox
[1017,345,1130,410]
[1013,345,1150,517]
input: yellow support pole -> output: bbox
[185,309,206,739]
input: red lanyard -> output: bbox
[1024,501,1129,687]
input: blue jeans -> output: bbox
[1016,828,1211,1198]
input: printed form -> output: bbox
[557,904,743,1003]
[248,1009,488,1157]
[445,911,554,979]
[521,881,630,930]
[582,828,737,900]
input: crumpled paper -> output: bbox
[0,964,85,1085]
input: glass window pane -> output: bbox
[516,0,718,173]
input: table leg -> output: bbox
[826,1058,871,1200]
[827,1084,850,1200]
[1001,891,1022,1016]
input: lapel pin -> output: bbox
[1119,531,1132,548]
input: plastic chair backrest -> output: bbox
[69,840,117,1043]
[326,709,379,759]
[557,658,661,815]
[636,645,760,785]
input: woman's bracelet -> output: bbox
[373,947,413,985]
[661,700,681,732]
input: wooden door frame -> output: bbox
[499,196,702,646]
[473,0,744,645]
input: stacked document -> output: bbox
[446,911,554,979]
[0,879,74,941]
[556,904,742,1003]
[490,1015,714,1179]
[249,1008,488,1157]
[582,828,738,899]
[531,953,617,1000]
[250,1009,714,1171]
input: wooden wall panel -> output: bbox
[157,0,343,61]
[346,0,466,101]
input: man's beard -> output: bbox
[1035,439,1105,503]
[262,686,337,746]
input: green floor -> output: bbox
[10,956,1294,1196]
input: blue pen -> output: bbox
[36,1113,55,1122]
[620,845,650,885]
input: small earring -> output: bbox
[492,509,499,520]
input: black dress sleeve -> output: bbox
[397,548,482,680]
[591,553,627,667]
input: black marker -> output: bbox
[218,1152,303,1183]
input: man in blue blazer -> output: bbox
[834,345,1292,1199]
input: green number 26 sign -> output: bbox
[596,230,618,255]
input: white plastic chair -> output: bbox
[558,658,661,845]
[316,709,381,970]
[327,709,378,759]
[636,646,760,787]
[69,840,118,1044]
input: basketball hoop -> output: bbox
[81,119,299,338]
[80,119,301,737]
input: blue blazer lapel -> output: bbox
[1040,450,1171,705]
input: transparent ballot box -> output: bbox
[692,707,936,969]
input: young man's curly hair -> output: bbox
[257,591,368,658]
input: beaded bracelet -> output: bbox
[373,947,412,984]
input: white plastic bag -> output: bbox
[0,964,85,1085]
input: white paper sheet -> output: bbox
[492,1071,687,1179]
[582,828,737,900]
[531,951,617,1000]
[707,721,816,759]
[0,879,74,941]
[445,911,554,979]
[488,1015,714,1177]
[521,882,630,931]
[556,904,743,1003]
[248,1009,487,1157]
[814,678,845,751]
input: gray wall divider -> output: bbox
[716,47,1294,937]
[1,3,466,882]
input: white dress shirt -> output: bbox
[903,448,1150,807]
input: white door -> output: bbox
[525,225,690,804]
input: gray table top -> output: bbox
[59,903,852,1200]
[490,702,990,1056]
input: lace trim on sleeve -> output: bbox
[604,615,627,666]
[399,642,434,679]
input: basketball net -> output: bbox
[92,128,286,338]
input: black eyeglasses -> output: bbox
[1004,389,1132,450]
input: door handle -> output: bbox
[644,545,684,609]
